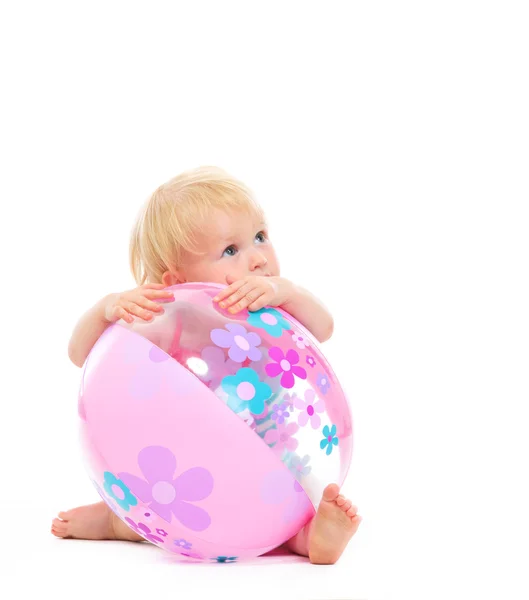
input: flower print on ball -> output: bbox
[247,308,290,338]
[306,355,316,368]
[320,424,339,455]
[264,421,299,456]
[291,333,310,350]
[316,373,331,395]
[174,538,193,551]
[288,454,312,480]
[210,323,262,362]
[295,389,325,429]
[270,400,290,425]
[221,367,272,415]
[192,346,239,387]
[213,556,238,563]
[118,446,214,531]
[124,518,165,544]
[102,472,138,511]
[265,347,307,389]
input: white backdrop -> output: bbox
[1,1,527,599]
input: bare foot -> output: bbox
[51,501,142,542]
[308,483,362,565]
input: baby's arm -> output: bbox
[68,284,175,368]
[68,295,114,367]
[279,282,334,343]
[214,276,334,344]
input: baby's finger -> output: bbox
[220,282,254,309]
[213,280,245,303]
[136,296,167,313]
[115,306,134,323]
[123,301,156,322]
[227,288,263,314]
[144,289,175,301]
[247,292,269,312]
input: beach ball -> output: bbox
[78,282,353,562]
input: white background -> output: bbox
[1,1,528,599]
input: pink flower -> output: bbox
[265,347,307,389]
[306,355,316,368]
[264,421,299,455]
[295,389,325,429]
[291,333,310,350]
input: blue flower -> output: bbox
[221,367,272,415]
[213,556,238,563]
[247,308,290,338]
[103,472,138,511]
[320,424,339,456]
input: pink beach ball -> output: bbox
[79,283,353,562]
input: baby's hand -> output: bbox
[103,283,175,324]
[213,275,293,314]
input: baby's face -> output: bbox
[175,209,280,286]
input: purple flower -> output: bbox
[156,528,168,537]
[317,373,331,395]
[271,401,290,425]
[189,346,239,388]
[210,324,262,363]
[174,538,192,550]
[294,389,325,429]
[306,355,316,368]
[265,347,307,389]
[119,446,214,532]
[124,518,165,544]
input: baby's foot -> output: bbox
[308,484,362,565]
[51,501,142,542]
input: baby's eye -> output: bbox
[223,245,237,257]
[255,231,267,243]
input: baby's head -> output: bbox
[129,166,280,287]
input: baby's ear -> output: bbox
[162,270,185,287]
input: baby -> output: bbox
[51,166,362,564]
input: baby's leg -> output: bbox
[51,501,142,542]
[285,484,362,564]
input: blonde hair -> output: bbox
[129,166,264,285]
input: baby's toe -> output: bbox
[322,483,340,502]
[335,495,346,507]
[348,507,360,520]
[342,499,352,512]
[51,518,69,537]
